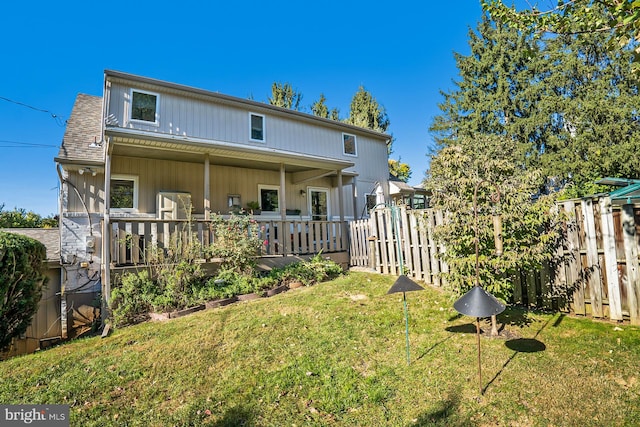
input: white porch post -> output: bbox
[351,176,358,220]
[279,163,286,220]
[337,170,344,222]
[204,153,210,220]
[337,170,346,250]
[102,139,112,321]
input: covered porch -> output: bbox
[101,128,357,278]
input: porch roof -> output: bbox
[106,126,355,173]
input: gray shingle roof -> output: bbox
[1,228,60,262]
[56,94,104,164]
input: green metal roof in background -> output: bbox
[596,177,640,203]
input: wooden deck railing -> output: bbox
[108,218,348,266]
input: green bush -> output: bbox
[0,232,47,350]
[110,270,155,327]
[271,253,344,286]
[207,214,262,274]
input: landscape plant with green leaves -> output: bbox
[110,211,345,327]
[0,232,47,350]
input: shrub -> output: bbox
[208,214,262,274]
[269,254,344,287]
[0,232,47,350]
[110,270,156,327]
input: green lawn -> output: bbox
[1,272,639,426]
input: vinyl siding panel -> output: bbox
[107,83,389,174]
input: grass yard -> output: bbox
[1,271,639,426]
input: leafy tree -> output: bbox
[483,0,640,69]
[0,204,58,228]
[389,158,411,182]
[268,82,303,111]
[0,232,47,350]
[425,134,561,335]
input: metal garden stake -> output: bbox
[387,275,424,365]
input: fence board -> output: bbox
[600,197,623,320]
[622,204,640,324]
[582,200,604,317]
[349,200,640,323]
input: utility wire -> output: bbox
[0,139,58,148]
[0,95,67,126]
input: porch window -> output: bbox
[250,113,265,142]
[130,89,159,124]
[258,185,279,212]
[110,175,139,211]
[343,133,357,156]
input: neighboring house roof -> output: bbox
[55,94,104,165]
[389,177,428,194]
[1,228,60,263]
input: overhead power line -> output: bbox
[0,139,58,148]
[0,96,67,126]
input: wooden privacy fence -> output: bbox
[350,206,449,286]
[349,198,640,324]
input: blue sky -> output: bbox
[0,0,484,216]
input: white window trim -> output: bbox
[129,88,160,126]
[342,132,358,157]
[110,174,139,212]
[258,184,279,212]
[249,112,266,142]
[307,187,331,220]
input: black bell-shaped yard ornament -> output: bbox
[453,285,505,318]
[387,275,424,365]
[454,286,505,396]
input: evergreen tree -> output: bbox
[430,15,538,153]
[345,86,390,133]
[533,30,640,196]
[268,82,303,111]
[430,12,640,196]
[311,94,340,120]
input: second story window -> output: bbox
[343,133,357,156]
[131,89,159,124]
[250,113,265,142]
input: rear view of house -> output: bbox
[54,70,392,329]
